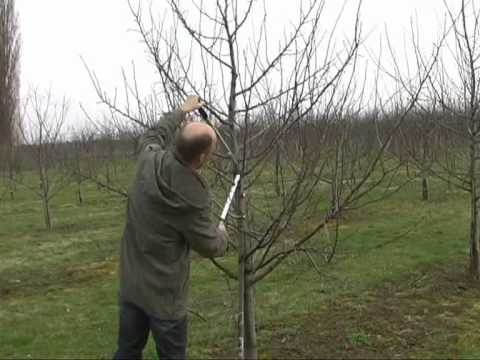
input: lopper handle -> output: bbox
[220,174,241,222]
[198,107,208,121]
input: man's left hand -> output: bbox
[180,95,205,113]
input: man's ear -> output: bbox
[193,153,206,169]
[198,152,206,167]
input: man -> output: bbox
[114,95,228,359]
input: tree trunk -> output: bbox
[237,185,246,359]
[470,136,480,279]
[43,196,52,231]
[244,191,257,358]
[421,143,430,201]
[8,164,15,200]
[237,185,258,359]
[39,168,52,231]
[77,178,83,205]
[274,145,281,196]
[106,166,111,186]
[331,140,342,211]
[244,272,257,359]
[8,146,16,200]
[421,176,429,201]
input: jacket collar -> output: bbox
[173,149,189,167]
[173,150,209,190]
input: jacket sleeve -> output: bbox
[183,205,228,258]
[138,109,186,153]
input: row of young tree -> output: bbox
[2,0,480,358]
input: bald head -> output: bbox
[182,122,217,144]
[175,122,217,168]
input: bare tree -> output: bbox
[85,1,443,357]
[68,128,98,205]
[19,89,70,230]
[426,0,480,279]
[70,122,129,199]
[396,107,439,201]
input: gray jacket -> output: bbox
[118,109,227,319]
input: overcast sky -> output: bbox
[16,0,459,130]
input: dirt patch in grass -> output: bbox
[0,260,117,301]
[262,263,480,359]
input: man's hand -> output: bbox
[217,221,227,235]
[217,221,229,254]
[180,95,205,113]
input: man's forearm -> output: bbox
[154,108,185,132]
[138,109,186,153]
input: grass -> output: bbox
[1,169,479,358]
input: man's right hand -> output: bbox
[217,221,227,237]
[180,95,205,113]
[217,221,229,254]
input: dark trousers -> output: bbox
[113,301,188,360]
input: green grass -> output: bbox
[0,169,479,358]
